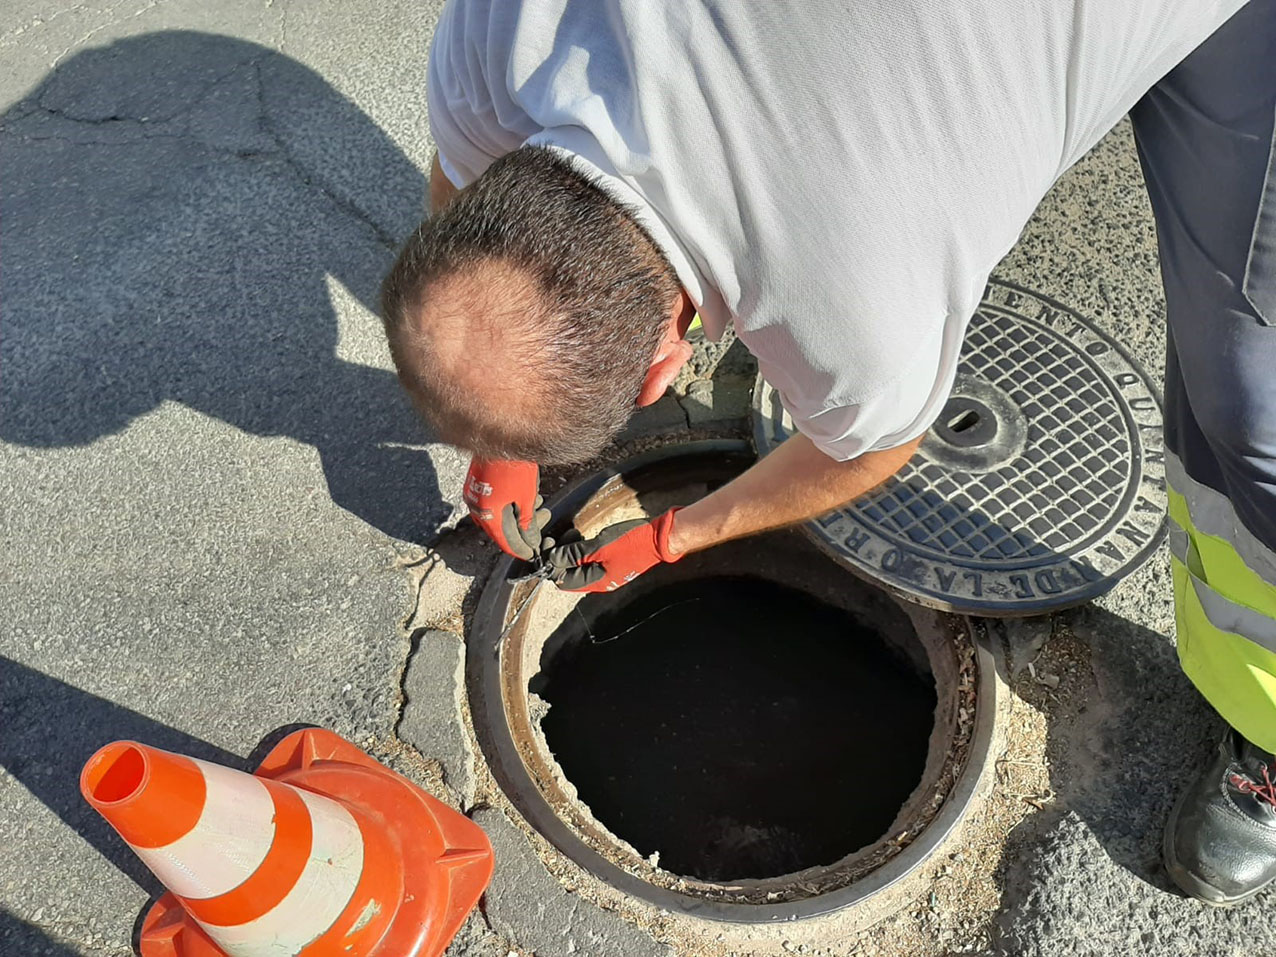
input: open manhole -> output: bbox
[469,441,1000,924]
[535,575,936,882]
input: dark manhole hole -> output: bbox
[533,575,936,882]
[752,280,1168,615]
[469,442,1000,923]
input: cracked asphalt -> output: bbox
[1,1,470,953]
[4,2,1276,956]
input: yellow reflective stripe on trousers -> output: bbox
[1172,557,1276,753]
[1166,450,1276,751]
[1167,487,1276,620]
[1166,451,1276,616]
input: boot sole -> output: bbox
[1163,794,1272,907]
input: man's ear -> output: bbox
[637,338,694,407]
[636,291,696,407]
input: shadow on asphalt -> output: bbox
[1,31,445,542]
[0,908,85,957]
[988,601,1228,944]
[0,655,247,895]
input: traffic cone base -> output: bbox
[131,729,493,957]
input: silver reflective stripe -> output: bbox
[1166,451,1276,587]
[1188,570,1276,654]
[1168,523,1191,564]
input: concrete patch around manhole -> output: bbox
[399,628,477,808]
[466,442,1011,949]
[752,280,1168,616]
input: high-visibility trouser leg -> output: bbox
[1168,464,1276,753]
[1131,0,1276,751]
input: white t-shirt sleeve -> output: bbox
[755,311,963,462]
[787,380,937,462]
[426,0,532,187]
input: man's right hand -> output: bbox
[463,458,551,560]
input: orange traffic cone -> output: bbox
[80,728,494,957]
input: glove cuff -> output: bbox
[653,508,684,564]
[470,457,539,484]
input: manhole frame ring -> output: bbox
[466,439,1001,923]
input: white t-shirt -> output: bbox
[427,0,1243,460]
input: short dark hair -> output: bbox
[381,146,680,465]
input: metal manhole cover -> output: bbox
[752,281,1168,615]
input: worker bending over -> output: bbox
[381,0,1276,905]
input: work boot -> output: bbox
[1164,728,1276,905]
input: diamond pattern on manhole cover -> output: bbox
[752,280,1168,615]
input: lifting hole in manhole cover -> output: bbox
[468,442,1000,924]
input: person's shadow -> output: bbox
[2,30,453,542]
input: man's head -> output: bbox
[381,146,693,465]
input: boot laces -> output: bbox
[1229,759,1276,809]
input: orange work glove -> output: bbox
[463,458,550,560]
[546,509,683,593]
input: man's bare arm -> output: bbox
[667,431,921,555]
[430,152,461,213]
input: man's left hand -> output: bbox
[546,509,682,593]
